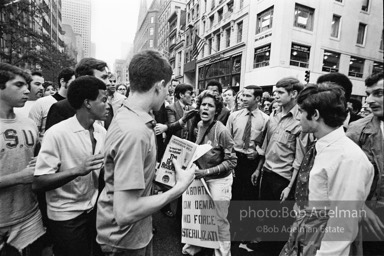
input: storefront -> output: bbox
[197,54,242,92]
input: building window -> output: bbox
[361,0,369,11]
[149,40,153,48]
[348,56,364,78]
[216,33,220,51]
[253,44,271,68]
[150,16,154,23]
[290,43,310,68]
[209,15,214,28]
[256,6,273,34]
[373,61,384,74]
[225,28,231,47]
[208,38,212,55]
[198,55,242,90]
[357,23,367,45]
[149,28,154,35]
[322,50,340,72]
[294,4,315,31]
[218,8,223,22]
[237,21,243,43]
[331,15,341,38]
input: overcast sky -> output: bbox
[91,0,151,71]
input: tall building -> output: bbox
[133,0,160,54]
[157,0,188,83]
[41,0,65,51]
[61,0,92,57]
[188,0,383,98]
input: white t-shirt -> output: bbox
[28,95,57,139]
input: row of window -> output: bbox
[195,20,242,60]
[253,43,384,77]
[256,2,381,48]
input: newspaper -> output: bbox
[154,135,212,187]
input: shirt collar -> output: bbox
[240,108,260,116]
[279,104,299,119]
[315,126,345,154]
[68,115,95,133]
[123,100,154,125]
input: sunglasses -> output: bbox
[118,88,126,91]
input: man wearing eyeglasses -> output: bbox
[107,73,126,114]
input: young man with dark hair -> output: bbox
[227,85,268,250]
[206,81,230,124]
[348,98,363,123]
[33,76,108,256]
[14,70,44,118]
[107,73,126,114]
[249,78,306,251]
[96,50,195,255]
[223,87,236,112]
[227,85,269,201]
[347,72,384,255]
[166,83,196,142]
[282,85,374,255]
[253,78,306,202]
[29,67,75,139]
[317,72,353,101]
[317,72,355,127]
[0,63,45,255]
[45,58,110,130]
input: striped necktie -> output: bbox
[242,111,252,150]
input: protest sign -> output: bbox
[181,179,219,249]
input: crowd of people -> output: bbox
[0,49,382,256]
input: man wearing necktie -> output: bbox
[280,85,374,256]
[227,85,269,201]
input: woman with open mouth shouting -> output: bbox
[182,90,237,256]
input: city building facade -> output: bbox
[244,0,383,97]
[157,0,187,83]
[61,0,92,57]
[133,0,160,54]
[188,0,247,92]
[185,0,383,98]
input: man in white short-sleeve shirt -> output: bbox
[33,76,108,256]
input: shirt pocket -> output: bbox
[278,125,299,149]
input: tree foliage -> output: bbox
[0,0,76,83]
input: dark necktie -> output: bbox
[242,111,252,150]
[295,142,317,209]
